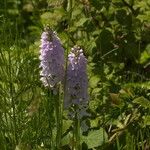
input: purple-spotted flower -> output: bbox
[64,45,89,110]
[39,27,64,87]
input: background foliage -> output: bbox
[0,0,150,149]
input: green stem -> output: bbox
[54,85,62,149]
[47,89,54,149]
[74,113,81,150]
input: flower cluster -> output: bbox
[39,28,89,118]
[64,46,88,109]
[39,28,64,87]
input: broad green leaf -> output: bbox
[82,128,108,149]
[61,132,72,146]
[89,0,111,10]
[89,76,100,88]
[40,8,65,26]
[143,115,150,126]
[116,9,132,26]
[89,0,104,10]
[90,118,99,128]
[96,29,114,55]
[133,96,150,109]
[40,12,54,25]
[72,7,82,18]
[62,120,72,134]
[140,44,150,64]
[89,100,99,111]
[92,88,101,95]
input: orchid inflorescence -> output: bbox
[39,27,88,116]
[39,27,65,87]
[65,45,88,108]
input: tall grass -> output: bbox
[0,16,42,149]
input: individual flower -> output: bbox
[39,27,65,87]
[64,45,89,109]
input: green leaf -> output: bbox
[72,7,82,18]
[96,29,114,55]
[40,8,65,26]
[140,44,150,64]
[89,76,100,88]
[75,18,88,27]
[143,115,150,126]
[133,96,150,109]
[82,128,108,149]
[92,88,101,95]
[62,120,72,134]
[123,82,150,90]
[90,118,99,128]
[116,9,132,26]
[89,0,111,10]
[89,0,104,10]
[61,132,72,146]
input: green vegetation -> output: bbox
[0,0,149,149]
